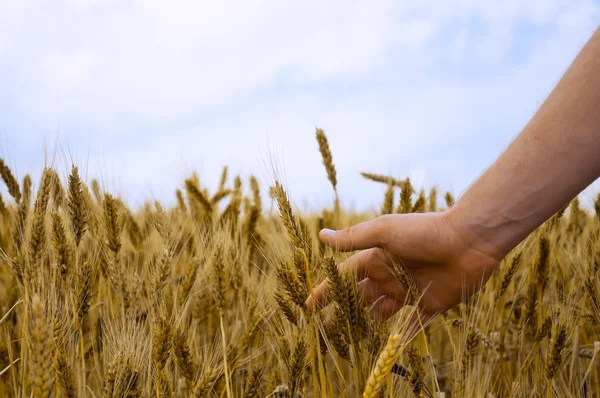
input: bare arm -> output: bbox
[309,27,600,321]
[448,26,600,262]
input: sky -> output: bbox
[0,0,599,212]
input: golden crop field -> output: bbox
[0,129,598,397]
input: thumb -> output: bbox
[319,216,389,252]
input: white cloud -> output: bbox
[64,0,118,10]
[45,49,101,89]
[0,0,599,210]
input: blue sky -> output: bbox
[0,1,599,211]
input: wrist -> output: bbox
[443,204,511,265]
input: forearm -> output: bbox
[448,27,600,262]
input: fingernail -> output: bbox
[320,229,336,237]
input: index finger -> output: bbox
[320,215,392,252]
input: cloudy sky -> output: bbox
[0,1,599,212]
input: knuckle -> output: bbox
[335,226,352,244]
[373,215,394,243]
[344,226,355,240]
[366,248,382,262]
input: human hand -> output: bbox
[306,211,502,323]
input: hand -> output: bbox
[306,211,502,323]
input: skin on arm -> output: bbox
[307,26,600,323]
[449,26,600,262]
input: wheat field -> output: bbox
[0,129,598,397]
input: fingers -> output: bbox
[306,248,390,310]
[357,278,382,307]
[338,248,388,280]
[369,295,404,324]
[306,279,329,311]
[319,215,391,252]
